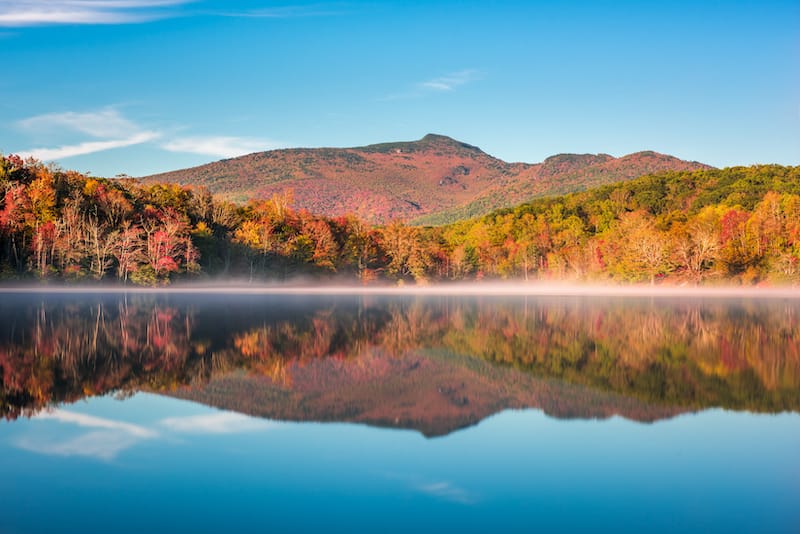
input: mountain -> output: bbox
[140,134,711,224]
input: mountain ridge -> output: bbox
[141,134,711,224]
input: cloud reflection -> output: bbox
[383,472,479,505]
[416,480,478,505]
[16,429,148,461]
[159,412,274,434]
[34,409,157,437]
[15,409,158,460]
[13,407,274,461]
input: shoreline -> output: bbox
[1,282,800,299]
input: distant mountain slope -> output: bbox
[141,134,711,224]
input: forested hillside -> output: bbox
[438,164,800,284]
[141,134,709,224]
[1,153,799,285]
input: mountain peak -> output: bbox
[420,133,483,151]
[353,133,485,155]
[420,133,460,144]
[141,136,710,224]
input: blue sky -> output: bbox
[0,0,798,177]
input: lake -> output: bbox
[1,289,798,532]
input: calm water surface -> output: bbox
[1,291,798,533]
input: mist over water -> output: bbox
[4,281,800,298]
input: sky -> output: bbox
[0,0,798,177]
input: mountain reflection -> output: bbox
[1,293,799,435]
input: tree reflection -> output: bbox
[1,294,799,422]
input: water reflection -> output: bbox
[1,292,799,434]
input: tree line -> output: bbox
[2,153,799,284]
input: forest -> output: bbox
[1,153,799,285]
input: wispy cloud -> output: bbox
[380,69,482,101]
[418,70,480,92]
[16,107,160,161]
[212,4,346,19]
[159,412,275,434]
[17,132,160,160]
[0,0,194,27]
[15,409,158,460]
[162,135,283,158]
[19,108,143,138]
[15,107,282,163]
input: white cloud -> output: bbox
[18,131,160,160]
[380,69,482,101]
[19,108,143,138]
[162,136,283,158]
[0,0,194,26]
[214,5,344,19]
[16,108,160,161]
[418,70,480,92]
[159,412,275,434]
[16,107,281,164]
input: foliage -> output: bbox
[1,152,799,285]
[435,164,800,284]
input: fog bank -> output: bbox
[2,282,799,299]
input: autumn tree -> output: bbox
[137,207,197,284]
[380,221,430,282]
[337,215,380,281]
[52,196,86,276]
[512,213,552,280]
[302,217,339,271]
[717,208,759,277]
[85,216,116,279]
[672,206,721,281]
[31,221,56,277]
[235,219,276,279]
[112,222,145,283]
[606,211,673,284]
[0,184,33,270]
